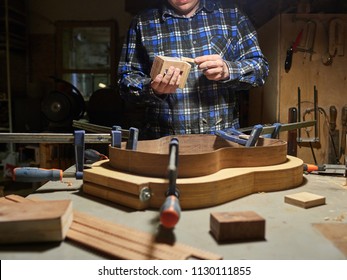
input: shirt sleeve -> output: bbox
[221,9,269,90]
[117,18,163,104]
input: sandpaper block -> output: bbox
[284,191,326,208]
[210,211,265,242]
[150,55,192,89]
[0,199,73,244]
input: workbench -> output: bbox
[0,167,346,260]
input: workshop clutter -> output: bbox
[251,13,347,165]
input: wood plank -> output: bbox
[83,156,304,209]
[0,199,73,244]
[83,182,148,210]
[313,223,347,257]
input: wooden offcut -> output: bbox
[0,197,73,244]
[313,223,347,257]
[284,192,326,208]
[210,211,265,242]
[150,55,192,88]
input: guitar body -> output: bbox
[82,135,303,210]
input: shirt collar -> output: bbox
[161,0,216,21]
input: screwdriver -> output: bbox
[12,167,75,182]
[12,149,106,182]
[159,138,181,229]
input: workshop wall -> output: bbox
[20,1,347,164]
[27,0,131,86]
[249,14,347,165]
[28,0,132,36]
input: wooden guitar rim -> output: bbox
[108,134,288,178]
[83,156,304,210]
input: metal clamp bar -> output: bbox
[0,132,112,144]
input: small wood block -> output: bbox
[0,200,73,244]
[285,192,326,208]
[150,55,191,89]
[210,211,265,242]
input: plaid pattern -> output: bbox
[118,0,269,139]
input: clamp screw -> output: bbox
[139,186,152,202]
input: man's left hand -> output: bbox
[194,54,229,81]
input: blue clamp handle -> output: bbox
[216,124,263,147]
[74,130,85,179]
[111,125,122,148]
[126,127,139,150]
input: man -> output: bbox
[118,0,269,139]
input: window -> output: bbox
[55,21,117,101]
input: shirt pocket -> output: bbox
[209,35,236,60]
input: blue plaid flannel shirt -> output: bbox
[118,0,269,139]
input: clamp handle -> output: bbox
[159,138,181,229]
[74,130,85,179]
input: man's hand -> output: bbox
[151,66,181,94]
[195,54,229,81]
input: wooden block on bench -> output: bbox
[284,192,326,208]
[150,55,192,89]
[0,199,73,244]
[210,211,265,242]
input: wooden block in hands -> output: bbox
[284,192,326,208]
[210,211,265,242]
[0,200,73,244]
[150,55,192,89]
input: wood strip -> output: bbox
[83,182,148,210]
[313,223,347,257]
[71,211,222,260]
[70,215,183,259]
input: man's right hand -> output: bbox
[151,66,181,94]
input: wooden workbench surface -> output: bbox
[0,167,346,260]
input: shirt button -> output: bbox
[193,41,197,44]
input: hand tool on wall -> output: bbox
[287,107,298,156]
[297,86,319,143]
[340,106,347,163]
[159,138,181,229]
[297,86,319,164]
[322,18,345,66]
[292,17,317,61]
[328,105,339,164]
[329,18,344,57]
[285,29,303,73]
